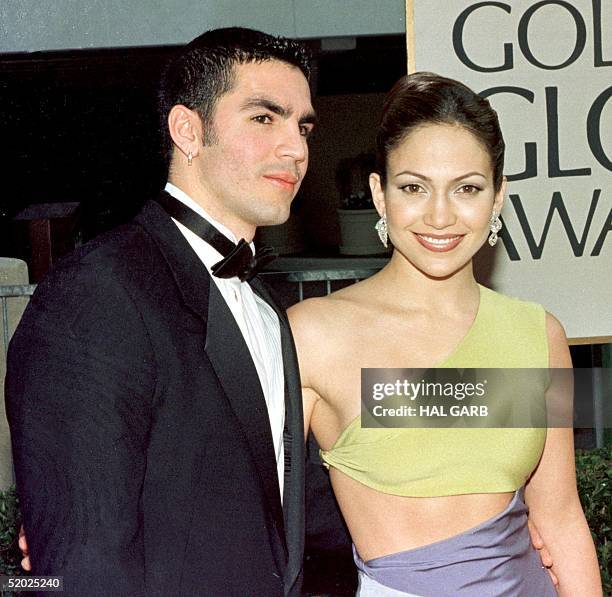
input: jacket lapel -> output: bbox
[135,199,211,322]
[204,283,286,549]
[250,277,305,596]
[136,199,286,554]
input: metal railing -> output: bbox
[0,284,36,357]
[0,271,380,355]
[261,268,380,301]
[0,271,379,356]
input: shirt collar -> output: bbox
[165,182,251,248]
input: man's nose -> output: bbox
[277,121,307,162]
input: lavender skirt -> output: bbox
[354,489,556,596]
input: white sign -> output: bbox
[411,0,611,340]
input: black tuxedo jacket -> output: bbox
[5,198,305,596]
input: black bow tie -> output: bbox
[156,191,277,281]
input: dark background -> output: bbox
[0,34,407,260]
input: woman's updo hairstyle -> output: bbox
[376,72,505,191]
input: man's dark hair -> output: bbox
[158,27,312,162]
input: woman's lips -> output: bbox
[414,233,464,252]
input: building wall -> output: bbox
[1,1,405,53]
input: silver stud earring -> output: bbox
[375,215,388,248]
[187,151,193,166]
[488,211,502,246]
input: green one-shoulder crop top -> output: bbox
[320,286,549,498]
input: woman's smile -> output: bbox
[414,233,464,252]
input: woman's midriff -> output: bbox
[329,469,516,562]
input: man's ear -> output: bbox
[369,172,386,218]
[167,105,202,160]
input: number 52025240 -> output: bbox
[0,575,63,592]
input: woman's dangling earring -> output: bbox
[488,211,502,246]
[375,215,388,248]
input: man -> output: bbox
[6,27,315,596]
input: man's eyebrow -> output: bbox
[299,111,317,126]
[241,97,289,117]
[241,97,317,125]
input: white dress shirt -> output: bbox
[165,182,285,500]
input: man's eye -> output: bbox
[252,114,273,124]
[299,124,313,138]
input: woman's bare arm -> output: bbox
[525,313,602,596]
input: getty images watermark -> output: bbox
[361,368,610,428]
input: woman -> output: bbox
[288,73,601,596]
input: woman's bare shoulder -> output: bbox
[288,282,374,346]
[545,311,572,368]
[288,281,371,324]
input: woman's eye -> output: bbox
[401,183,423,193]
[458,184,481,194]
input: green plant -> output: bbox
[0,487,22,578]
[575,446,611,594]
[0,486,24,596]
